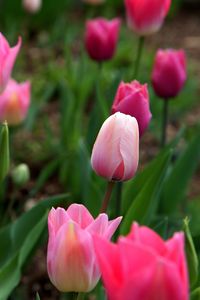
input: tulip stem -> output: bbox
[96,62,108,120]
[77,293,84,300]
[134,36,145,78]
[116,181,122,217]
[100,181,115,213]
[161,99,169,148]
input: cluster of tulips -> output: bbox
[0,0,191,299]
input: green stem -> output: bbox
[134,36,145,78]
[96,62,108,120]
[116,181,122,217]
[100,181,115,213]
[161,99,169,148]
[77,293,85,300]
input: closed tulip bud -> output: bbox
[125,0,171,35]
[47,204,122,292]
[11,163,30,186]
[85,18,121,62]
[91,112,139,181]
[94,222,189,300]
[0,33,21,94]
[111,80,151,137]
[0,79,31,126]
[151,49,187,99]
[23,0,42,13]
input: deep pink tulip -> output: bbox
[125,0,171,35]
[91,112,139,181]
[47,204,122,292]
[111,80,151,137]
[0,79,30,125]
[151,49,187,99]
[85,18,121,62]
[0,33,21,93]
[94,222,189,300]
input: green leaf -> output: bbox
[36,293,41,300]
[0,194,68,300]
[186,196,200,237]
[183,217,199,287]
[160,132,200,213]
[191,287,200,300]
[120,149,171,235]
[122,129,184,215]
[0,122,9,183]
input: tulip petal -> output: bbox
[66,204,94,228]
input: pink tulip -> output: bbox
[151,49,187,99]
[0,33,21,93]
[47,204,122,292]
[85,18,121,62]
[91,112,139,181]
[125,0,171,35]
[0,79,31,125]
[111,80,151,137]
[23,0,42,13]
[94,222,189,300]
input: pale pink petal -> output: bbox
[66,204,94,228]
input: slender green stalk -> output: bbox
[100,181,115,213]
[96,62,108,120]
[134,36,145,78]
[161,99,169,148]
[77,293,85,300]
[116,181,122,217]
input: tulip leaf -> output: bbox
[0,194,68,300]
[0,122,9,183]
[191,287,200,300]
[36,293,41,300]
[120,150,171,235]
[160,132,200,213]
[122,128,184,215]
[183,217,199,288]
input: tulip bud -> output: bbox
[111,80,151,137]
[151,49,187,99]
[23,0,42,13]
[0,122,9,182]
[91,112,139,181]
[11,163,30,186]
[0,79,31,126]
[85,18,121,62]
[125,0,171,35]
[94,222,189,300]
[47,204,122,292]
[0,33,21,94]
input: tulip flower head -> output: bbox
[47,204,122,293]
[125,0,171,35]
[23,0,42,13]
[0,33,21,94]
[0,79,31,125]
[111,80,151,137]
[152,49,187,99]
[94,222,189,300]
[91,112,139,181]
[85,18,121,62]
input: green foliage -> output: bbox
[0,194,68,300]
[0,123,9,183]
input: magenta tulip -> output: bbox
[111,80,151,137]
[91,112,139,181]
[85,18,121,62]
[0,79,31,125]
[94,222,189,300]
[0,33,21,93]
[151,49,187,99]
[125,0,171,35]
[47,204,122,292]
